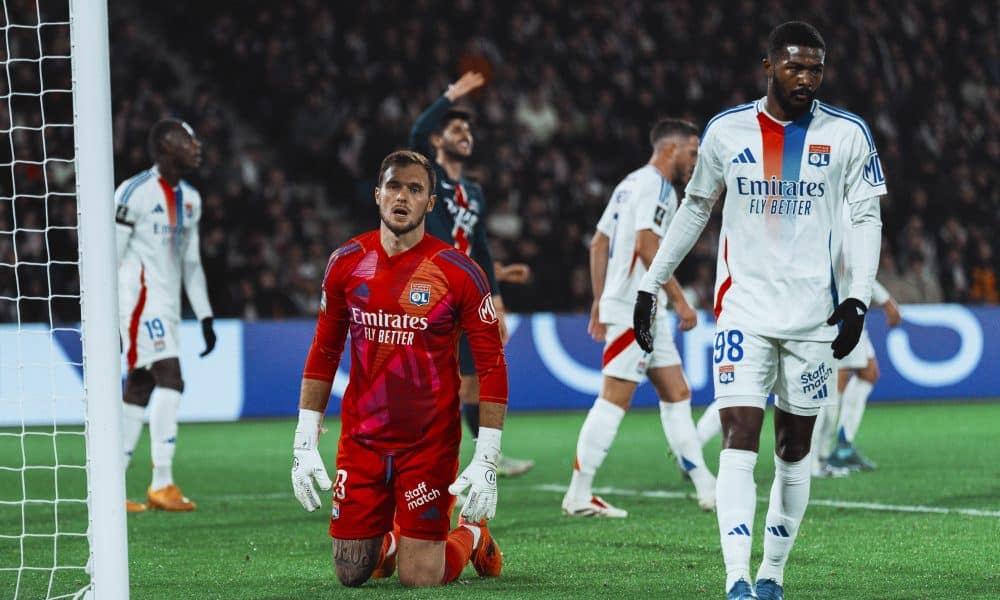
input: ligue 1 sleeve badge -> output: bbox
[409,283,431,306]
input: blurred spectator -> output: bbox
[2,0,998,325]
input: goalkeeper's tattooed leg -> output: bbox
[332,537,382,587]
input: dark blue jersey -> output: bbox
[409,96,499,294]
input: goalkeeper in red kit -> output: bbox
[290,150,508,587]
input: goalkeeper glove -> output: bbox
[633,290,657,353]
[291,408,332,512]
[448,427,501,521]
[827,298,868,359]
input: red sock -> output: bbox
[441,526,475,583]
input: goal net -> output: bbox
[1,1,128,598]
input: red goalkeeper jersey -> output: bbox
[303,231,508,453]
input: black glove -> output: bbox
[827,298,867,359]
[633,290,657,353]
[199,317,217,357]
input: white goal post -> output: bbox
[0,0,129,597]
[70,0,129,598]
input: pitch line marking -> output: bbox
[531,483,1000,519]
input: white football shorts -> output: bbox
[602,318,681,383]
[120,308,180,371]
[838,327,874,370]
[711,329,837,416]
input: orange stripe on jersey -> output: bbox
[602,328,636,367]
[714,237,732,320]
[126,265,147,370]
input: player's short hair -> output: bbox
[147,118,189,160]
[768,21,826,58]
[378,150,436,192]
[649,118,699,148]
[434,108,473,135]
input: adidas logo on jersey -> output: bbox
[353,282,370,298]
[418,506,440,520]
[731,148,757,164]
[152,204,165,213]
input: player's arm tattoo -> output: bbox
[332,537,381,587]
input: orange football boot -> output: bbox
[460,517,502,577]
[146,484,197,511]
[371,531,397,579]
[125,500,147,513]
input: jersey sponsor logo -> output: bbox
[404,481,441,511]
[735,176,826,198]
[352,307,427,346]
[718,364,735,384]
[408,283,431,306]
[478,294,498,325]
[152,204,165,213]
[800,362,833,395]
[731,147,757,164]
[862,152,885,186]
[807,144,831,167]
[350,308,428,330]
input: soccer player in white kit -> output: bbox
[812,206,902,476]
[633,23,885,600]
[562,119,716,518]
[115,119,215,512]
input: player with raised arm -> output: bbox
[115,119,216,512]
[290,151,507,588]
[410,71,533,478]
[562,119,716,518]
[633,22,885,600]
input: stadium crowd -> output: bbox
[1,0,997,323]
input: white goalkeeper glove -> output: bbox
[291,408,332,512]
[448,427,501,521]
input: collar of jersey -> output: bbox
[755,96,818,126]
[377,232,434,262]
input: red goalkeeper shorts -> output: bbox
[328,433,459,541]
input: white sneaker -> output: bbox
[812,460,850,478]
[497,454,535,477]
[561,494,628,518]
[688,469,716,512]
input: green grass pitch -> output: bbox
[2,402,999,599]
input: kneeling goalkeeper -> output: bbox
[290,150,507,587]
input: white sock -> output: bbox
[696,400,722,445]
[149,387,181,490]
[810,405,838,467]
[461,523,482,549]
[838,377,873,443]
[757,455,812,585]
[717,448,757,592]
[659,400,715,496]
[567,398,625,500]
[122,403,145,470]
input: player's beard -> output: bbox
[773,76,815,117]
[380,207,427,237]
[441,139,471,163]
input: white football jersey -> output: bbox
[115,166,213,325]
[833,203,890,306]
[687,97,887,340]
[596,165,677,324]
